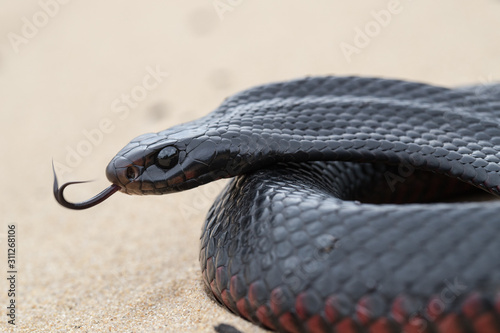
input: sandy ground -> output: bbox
[1,1,499,332]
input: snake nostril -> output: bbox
[126,166,139,181]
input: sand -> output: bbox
[1,1,499,332]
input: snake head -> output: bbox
[106,126,234,195]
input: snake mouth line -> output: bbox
[52,162,121,210]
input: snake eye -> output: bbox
[126,166,139,181]
[157,146,179,169]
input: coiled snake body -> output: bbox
[54,76,500,332]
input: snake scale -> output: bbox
[54,76,500,333]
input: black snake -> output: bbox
[54,76,500,332]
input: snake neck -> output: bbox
[198,96,500,197]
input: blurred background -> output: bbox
[0,1,499,332]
